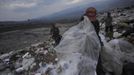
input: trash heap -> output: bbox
[0,6,134,75]
[0,38,58,75]
[99,6,134,44]
[112,6,134,44]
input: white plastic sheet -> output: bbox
[100,38,134,75]
[100,41,123,75]
[109,39,134,63]
[55,16,101,75]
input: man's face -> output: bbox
[86,8,96,18]
[86,11,96,17]
[85,7,97,21]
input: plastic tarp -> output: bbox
[100,37,134,75]
[109,39,134,63]
[100,39,123,75]
[55,16,101,75]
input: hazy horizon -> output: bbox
[0,0,134,21]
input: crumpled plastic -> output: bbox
[100,38,134,75]
[109,39,134,63]
[55,16,101,75]
[100,41,123,75]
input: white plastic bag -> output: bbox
[101,39,134,75]
[100,42,123,75]
[109,39,134,63]
[55,16,101,75]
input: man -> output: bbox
[103,12,113,39]
[85,7,103,46]
[85,7,105,75]
[50,24,62,46]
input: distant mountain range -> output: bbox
[0,0,134,33]
[0,0,134,23]
[33,0,134,23]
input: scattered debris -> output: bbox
[0,38,58,75]
[0,6,134,75]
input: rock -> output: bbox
[120,13,126,16]
[22,58,35,71]
[0,60,7,71]
[15,67,24,73]
[113,32,122,38]
[35,73,41,75]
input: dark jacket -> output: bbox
[105,16,113,27]
[50,27,60,37]
[91,20,100,35]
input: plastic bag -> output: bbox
[101,39,134,75]
[55,16,101,75]
[100,42,123,75]
[109,39,134,63]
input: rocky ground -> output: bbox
[0,23,75,54]
[0,38,58,75]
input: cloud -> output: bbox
[0,0,105,21]
[0,0,40,9]
[66,0,83,4]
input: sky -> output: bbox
[0,0,105,21]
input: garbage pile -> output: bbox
[0,39,58,75]
[0,6,134,75]
[112,6,134,44]
[99,6,134,75]
[99,6,134,44]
